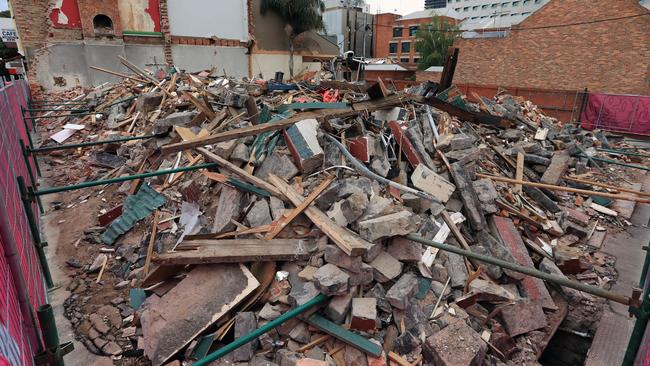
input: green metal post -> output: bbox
[596,148,650,158]
[193,294,329,366]
[623,218,650,365]
[21,108,36,148]
[23,112,94,120]
[17,177,54,288]
[25,108,90,113]
[30,134,159,154]
[578,155,650,172]
[405,234,633,305]
[35,304,74,366]
[19,140,44,213]
[577,144,605,174]
[33,163,218,196]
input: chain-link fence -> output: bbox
[0,79,46,366]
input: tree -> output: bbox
[415,16,459,71]
[261,0,325,78]
[0,10,10,18]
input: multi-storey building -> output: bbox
[425,0,448,9]
[449,0,550,25]
[322,0,375,58]
[373,9,462,67]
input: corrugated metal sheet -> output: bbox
[101,184,165,245]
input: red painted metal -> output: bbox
[387,120,423,168]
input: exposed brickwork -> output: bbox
[374,13,459,67]
[159,0,173,65]
[454,0,650,95]
[171,36,248,47]
[77,0,123,38]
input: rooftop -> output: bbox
[399,8,464,21]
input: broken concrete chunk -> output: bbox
[255,152,299,181]
[153,111,199,134]
[468,279,517,302]
[245,199,273,228]
[325,292,353,323]
[259,303,283,321]
[288,274,320,307]
[445,252,468,288]
[346,263,374,286]
[213,185,245,233]
[312,264,350,296]
[449,162,486,231]
[324,245,362,273]
[136,92,163,113]
[269,196,286,221]
[423,320,487,366]
[387,237,423,262]
[541,154,571,185]
[284,118,324,174]
[234,312,258,361]
[411,164,456,203]
[499,300,547,337]
[385,272,418,310]
[450,134,476,151]
[366,283,392,314]
[358,211,421,242]
[289,322,311,344]
[350,298,377,332]
[369,251,403,283]
[472,179,499,214]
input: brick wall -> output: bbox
[373,13,400,62]
[454,0,650,95]
[77,0,123,38]
[10,0,49,52]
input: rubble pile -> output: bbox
[35,61,649,366]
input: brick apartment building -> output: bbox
[373,8,462,68]
[453,0,650,95]
[8,0,338,90]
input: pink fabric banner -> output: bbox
[581,93,650,136]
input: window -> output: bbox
[413,58,420,64]
[392,27,403,37]
[523,0,530,4]
[481,4,488,8]
[472,5,478,10]
[511,12,519,16]
[401,42,410,52]
[389,42,397,53]
[454,7,460,11]
[471,16,478,19]
[409,26,419,36]
[400,57,410,63]
[481,15,488,18]
[93,14,114,34]
[463,6,469,11]
[512,1,520,5]
[502,2,509,7]
[491,3,498,7]
[500,13,508,16]
[490,14,497,17]
[534,0,541,3]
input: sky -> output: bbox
[366,0,425,15]
[0,0,7,12]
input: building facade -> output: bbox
[322,0,375,58]
[453,0,650,95]
[449,0,549,22]
[373,9,462,67]
[8,0,338,90]
[426,0,448,9]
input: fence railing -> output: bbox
[0,79,46,366]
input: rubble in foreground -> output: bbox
[34,63,649,366]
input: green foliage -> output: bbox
[415,16,459,71]
[0,10,10,18]
[261,0,325,37]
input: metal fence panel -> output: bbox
[0,79,45,366]
[581,93,650,136]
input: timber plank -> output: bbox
[153,239,311,265]
[268,174,371,256]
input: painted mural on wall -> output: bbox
[49,0,82,29]
[49,0,161,32]
[118,0,161,32]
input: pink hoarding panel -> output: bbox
[581,93,650,136]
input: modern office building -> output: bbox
[425,0,448,9]
[449,0,550,25]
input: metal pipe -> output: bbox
[17,177,54,288]
[405,234,633,305]
[578,155,650,172]
[624,218,650,365]
[193,294,329,366]
[31,134,160,153]
[25,108,90,113]
[24,112,94,120]
[33,163,218,196]
[596,148,650,158]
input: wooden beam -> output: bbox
[408,94,512,129]
[183,91,217,120]
[267,174,371,256]
[515,152,524,194]
[265,175,335,240]
[476,173,650,203]
[563,175,650,197]
[197,148,283,199]
[160,94,406,155]
[153,239,311,265]
[89,66,149,84]
[143,211,160,276]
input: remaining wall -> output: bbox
[251,53,321,80]
[454,0,650,95]
[171,45,248,75]
[168,0,248,40]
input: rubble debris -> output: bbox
[39,67,646,366]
